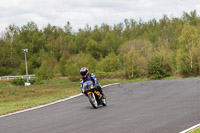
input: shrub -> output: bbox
[29,79,36,84]
[0,67,12,76]
[35,57,56,83]
[10,78,35,85]
[148,55,171,80]
[10,78,26,85]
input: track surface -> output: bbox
[0,78,200,133]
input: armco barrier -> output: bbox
[0,75,35,80]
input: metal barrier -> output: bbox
[0,75,35,80]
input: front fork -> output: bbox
[87,90,102,99]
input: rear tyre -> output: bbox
[101,95,107,106]
[88,93,98,109]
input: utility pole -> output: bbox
[22,49,31,86]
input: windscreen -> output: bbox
[83,81,93,92]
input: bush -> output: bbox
[29,79,36,84]
[10,78,26,85]
[148,55,171,80]
[10,78,35,85]
[35,58,56,83]
[0,67,12,76]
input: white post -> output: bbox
[24,51,29,83]
[22,49,31,86]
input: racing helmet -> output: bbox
[80,67,88,77]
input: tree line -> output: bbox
[0,10,200,81]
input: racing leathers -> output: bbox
[80,73,104,96]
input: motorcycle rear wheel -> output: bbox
[101,97,107,106]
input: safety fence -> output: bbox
[0,75,35,80]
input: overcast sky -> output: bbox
[0,0,200,32]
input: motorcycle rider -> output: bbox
[80,67,104,97]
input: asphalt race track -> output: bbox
[0,78,200,133]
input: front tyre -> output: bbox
[88,93,98,108]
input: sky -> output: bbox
[0,0,200,32]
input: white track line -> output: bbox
[0,83,119,118]
[180,123,200,133]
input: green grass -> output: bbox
[0,82,20,90]
[187,127,200,133]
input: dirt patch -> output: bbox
[51,77,68,81]
[0,79,10,82]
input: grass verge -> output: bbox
[0,80,80,115]
[187,127,200,133]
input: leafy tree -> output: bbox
[1,11,200,80]
[148,39,173,79]
[119,39,153,78]
[35,54,57,82]
[19,22,41,53]
[123,47,142,78]
[0,67,12,76]
[43,24,58,52]
[19,62,26,75]
[113,23,124,39]
[35,60,55,82]
[59,50,70,76]
[65,53,97,81]
[86,39,101,59]
[101,31,121,56]
[189,45,200,75]
[143,19,160,44]
[97,53,121,72]
[54,28,65,61]
[182,10,198,26]
[3,24,20,67]
[176,48,191,75]
[64,21,73,35]
[168,17,184,50]
[122,19,132,41]
[74,29,88,53]
[119,39,153,63]
[178,22,199,74]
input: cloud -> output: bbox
[0,0,200,32]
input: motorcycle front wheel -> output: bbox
[88,92,98,109]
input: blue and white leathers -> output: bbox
[80,73,97,93]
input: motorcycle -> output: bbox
[82,81,107,108]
